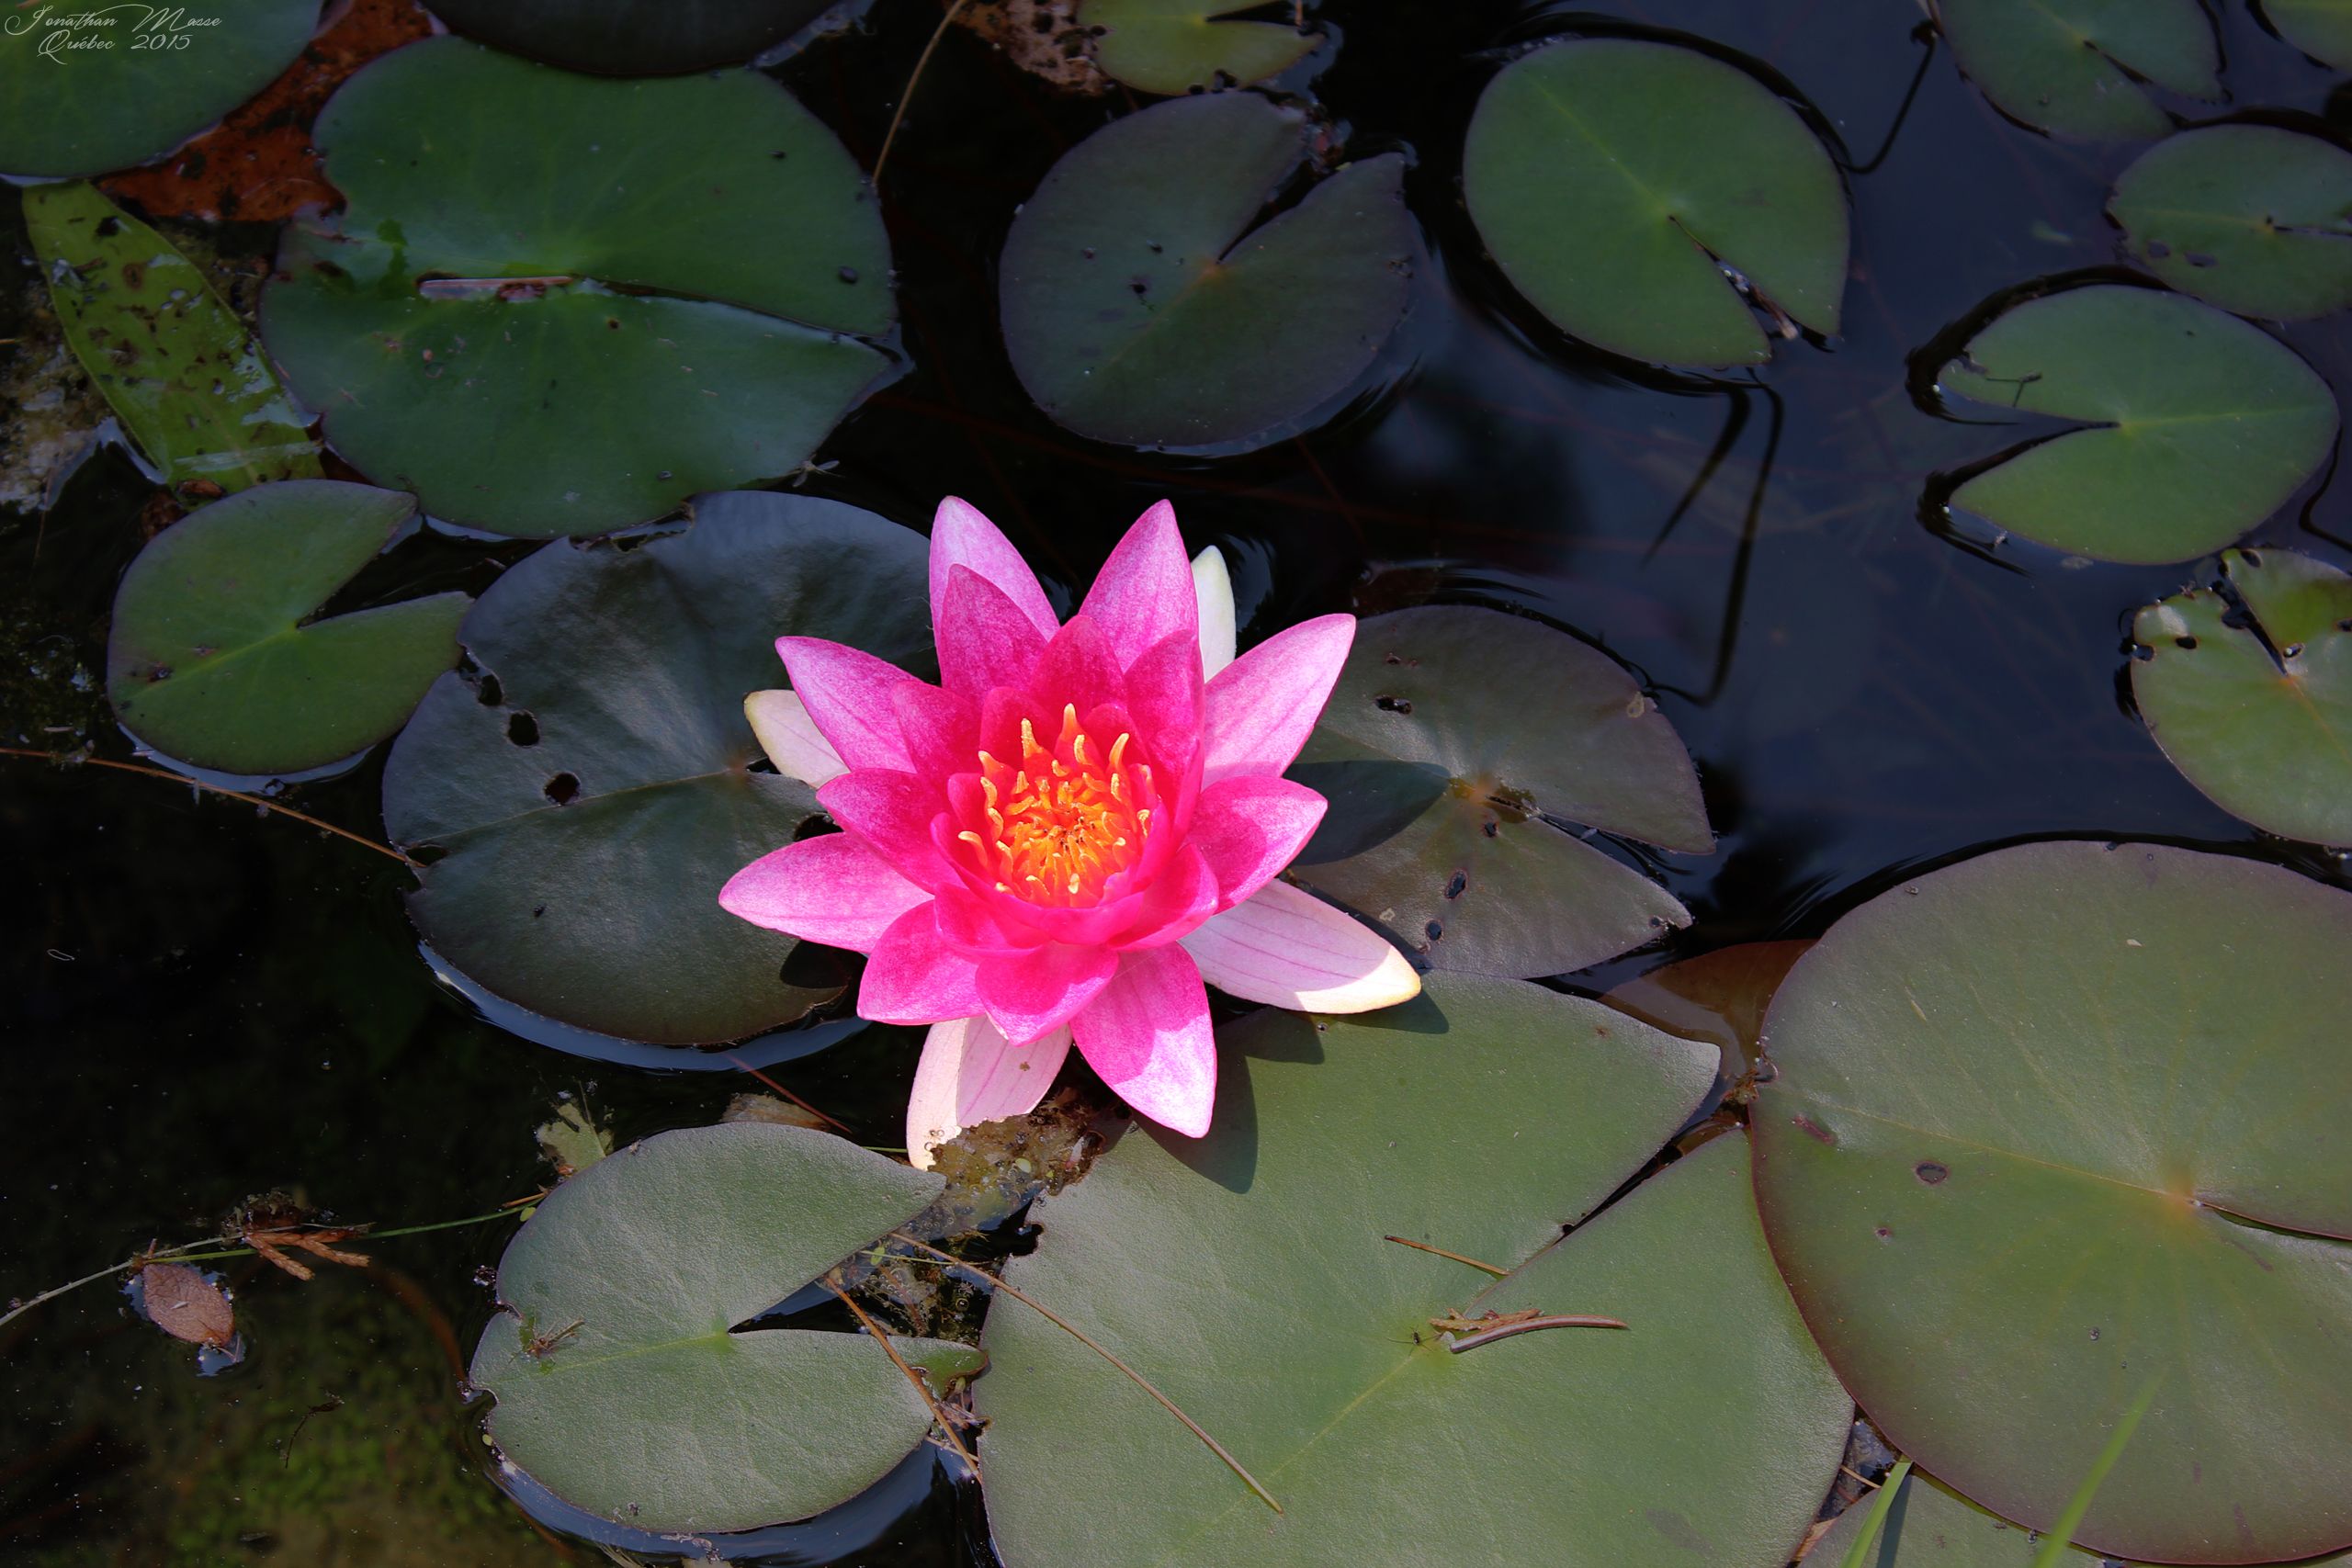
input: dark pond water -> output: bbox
[5,1,2349,1562]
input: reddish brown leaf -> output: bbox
[101,0,437,223]
[133,1262,235,1348]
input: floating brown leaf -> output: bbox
[100,0,437,223]
[133,1262,234,1348]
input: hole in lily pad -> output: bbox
[1288,606,1711,978]
[1754,840,2352,1562]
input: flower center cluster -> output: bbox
[958,704,1159,907]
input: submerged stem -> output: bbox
[0,748,416,868]
[886,1231,1281,1515]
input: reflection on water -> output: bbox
[6,0,2351,1561]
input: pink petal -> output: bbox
[718,835,931,951]
[1201,614,1355,785]
[1181,880,1420,1012]
[776,637,920,773]
[976,942,1119,1047]
[932,496,1059,642]
[1077,500,1197,671]
[1071,946,1216,1137]
[1027,614,1126,718]
[859,905,985,1024]
[933,886,1051,957]
[1111,840,1221,949]
[743,689,846,788]
[1193,546,1237,679]
[1119,629,1204,774]
[906,1014,1073,1169]
[1185,774,1328,906]
[890,681,977,781]
[939,565,1049,701]
[817,769,952,886]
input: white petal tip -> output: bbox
[745,689,848,788]
[1297,944,1423,1013]
[1192,545,1238,679]
[1183,881,1425,1013]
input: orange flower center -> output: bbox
[959,704,1159,907]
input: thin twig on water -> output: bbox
[823,1273,978,1470]
[1382,1234,1507,1277]
[723,1055,852,1133]
[888,1231,1280,1515]
[0,748,416,867]
[871,0,973,185]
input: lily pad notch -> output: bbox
[382,491,935,1047]
[1462,35,1849,367]
[106,480,466,777]
[998,90,1415,451]
[260,36,896,537]
[1933,284,2337,563]
[1287,605,1713,979]
[2132,547,2352,847]
[469,1122,983,1534]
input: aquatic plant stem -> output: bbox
[0,1205,527,1332]
[1382,1234,1506,1277]
[1836,1455,1911,1568]
[822,1273,978,1470]
[871,0,972,185]
[0,747,416,868]
[887,1231,1281,1515]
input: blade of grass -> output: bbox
[1836,1455,1911,1568]
[2030,1375,2163,1568]
[887,1231,1280,1515]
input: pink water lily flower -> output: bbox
[720,497,1419,1163]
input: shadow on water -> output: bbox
[6,0,2352,1561]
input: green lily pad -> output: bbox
[1934,0,2219,142]
[1462,37,1849,368]
[1753,840,2352,1563]
[424,0,837,74]
[0,0,318,180]
[107,481,466,776]
[2266,0,2352,70]
[998,92,1411,451]
[259,37,891,538]
[2109,126,2352,321]
[1285,606,1711,978]
[1077,0,1317,94]
[976,976,1849,1568]
[1938,285,2337,564]
[2132,547,2352,847]
[26,182,320,494]
[381,491,932,1046]
[470,1122,982,1533]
